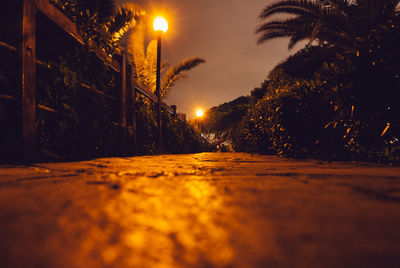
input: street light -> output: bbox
[196,109,204,118]
[195,108,205,134]
[153,17,168,33]
[153,16,168,152]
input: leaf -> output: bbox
[324,121,332,128]
[381,123,390,137]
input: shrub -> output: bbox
[233,43,400,163]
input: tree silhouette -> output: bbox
[256,0,400,50]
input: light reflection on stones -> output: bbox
[101,174,234,267]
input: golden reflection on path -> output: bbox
[101,157,235,267]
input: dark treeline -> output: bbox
[202,0,400,163]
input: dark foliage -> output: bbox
[234,38,400,162]
[199,80,270,150]
[250,80,269,101]
[163,113,212,154]
[234,0,400,163]
[200,96,250,148]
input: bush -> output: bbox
[163,114,211,154]
[233,43,400,163]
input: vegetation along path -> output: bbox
[1,153,400,267]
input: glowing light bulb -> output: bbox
[153,16,168,33]
[196,109,204,118]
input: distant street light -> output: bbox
[154,16,168,152]
[196,109,204,118]
[195,109,205,134]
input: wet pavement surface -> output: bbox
[1,152,400,268]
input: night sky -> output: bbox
[118,0,303,118]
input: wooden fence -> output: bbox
[0,0,175,159]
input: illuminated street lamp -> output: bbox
[153,17,168,33]
[194,108,205,133]
[153,16,168,151]
[196,109,204,118]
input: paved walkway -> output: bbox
[1,153,400,267]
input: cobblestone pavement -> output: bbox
[1,153,400,268]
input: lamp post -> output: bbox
[153,16,168,152]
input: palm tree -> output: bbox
[127,20,205,99]
[256,0,400,50]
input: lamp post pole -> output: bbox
[153,16,168,153]
[155,31,162,152]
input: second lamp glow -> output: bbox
[196,109,204,118]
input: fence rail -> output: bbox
[1,0,176,159]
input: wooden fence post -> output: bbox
[121,52,127,128]
[20,0,37,159]
[119,52,128,154]
[131,75,137,155]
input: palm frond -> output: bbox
[382,0,400,21]
[257,0,400,51]
[128,21,146,83]
[257,18,316,46]
[161,58,206,98]
[257,1,359,49]
[111,3,143,43]
[145,40,158,92]
[260,0,326,18]
[110,8,133,42]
